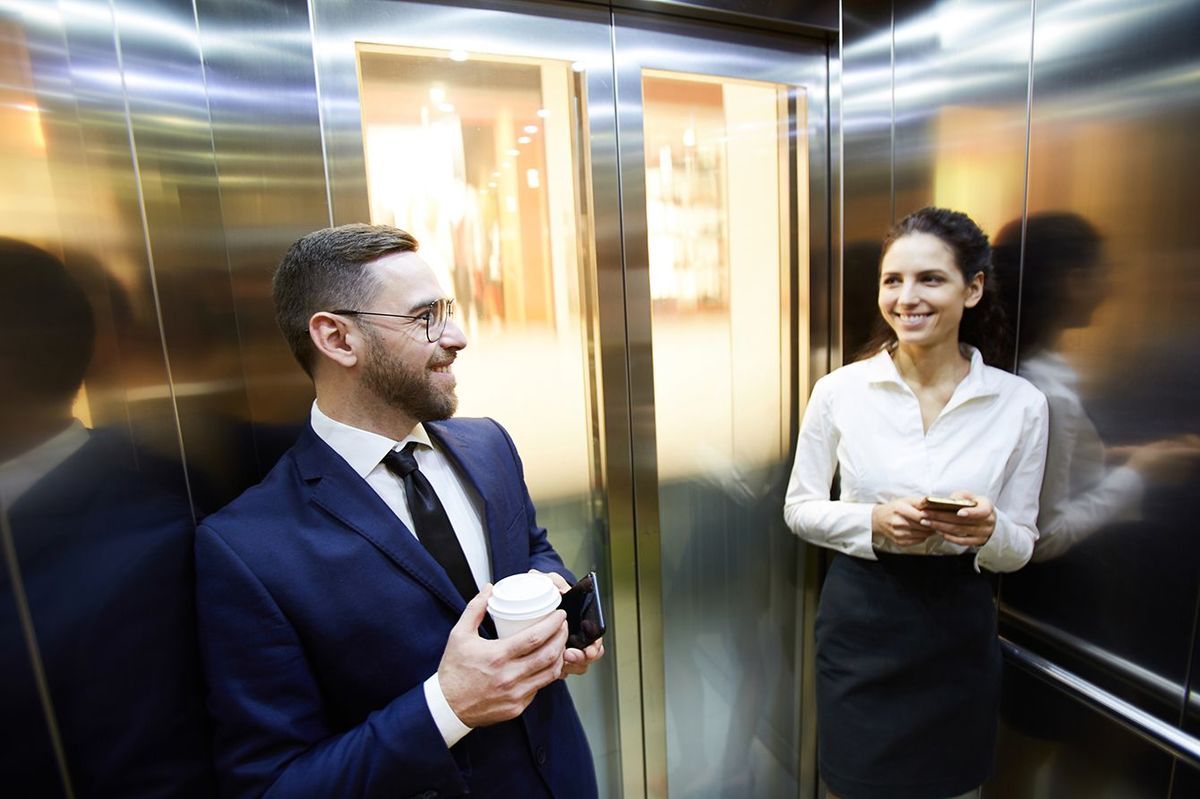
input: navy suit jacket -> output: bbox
[0,430,214,796]
[195,417,597,798]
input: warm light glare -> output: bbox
[438,102,455,113]
[526,168,541,189]
[571,62,585,73]
[524,125,539,134]
[507,148,520,156]
[429,86,445,103]
[683,128,696,147]
[448,49,469,62]
[517,136,531,144]
[536,108,550,118]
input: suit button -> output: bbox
[536,746,547,765]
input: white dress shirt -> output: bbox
[784,347,1049,573]
[310,402,488,748]
[1018,351,1143,562]
[0,420,90,509]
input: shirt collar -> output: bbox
[0,420,90,508]
[310,401,433,479]
[864,345,1001,400]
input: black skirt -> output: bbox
[815,552,1001,799]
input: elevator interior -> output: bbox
[3,0,1199,797]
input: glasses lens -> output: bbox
[427,299,452,342]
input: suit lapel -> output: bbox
[425,421,522,582]
[293,426,467,616]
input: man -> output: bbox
[195,224,602,798]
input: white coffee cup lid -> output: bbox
[488,572,560,619]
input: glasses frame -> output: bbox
[332,298,455,343]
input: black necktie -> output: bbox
[382,443,478,603]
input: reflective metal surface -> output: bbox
[840,0,1200,796]
[613,12,828,798]
[0,0,214,792]
[2,0,834,795]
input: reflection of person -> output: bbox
[784,208,1049,799]
[0,239,214,795]
[993,213,1200,560]
[195,224,601,797]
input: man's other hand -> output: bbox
[438,585,567,728]
[530,569,606,678]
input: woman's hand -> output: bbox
[871,497,934,547]
[920,491,996,547]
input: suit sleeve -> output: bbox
[486,419,576,584]
[195,525,467,799]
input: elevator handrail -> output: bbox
[1000,604,1200,716]
[999,637,1200,769]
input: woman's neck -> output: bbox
[890,339,969,389]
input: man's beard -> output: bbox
[361,333,457,422]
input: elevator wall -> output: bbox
[840,1,1200,796]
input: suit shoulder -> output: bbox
[197,448,305,537]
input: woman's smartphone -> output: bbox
[921,496,978,512]
[558,571,606,650]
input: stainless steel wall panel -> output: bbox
[107,0,251,509]
[1,0,211,792]
[193,0,330,469]
[997,0,1200,782]
[891,0,1032,237]
[840,0,893,361]
[612,0,839,32]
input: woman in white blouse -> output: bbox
[784,207,1049,799]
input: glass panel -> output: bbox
[356,45,619,795]
[642,69,807,797]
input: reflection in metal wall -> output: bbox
[998,0,1200,796]
[0,0,214,792]
[841,0,1200,796]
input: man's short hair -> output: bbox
[0,238,95,402]
[273,223,419,376]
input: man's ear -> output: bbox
[964,271,985,308]
[309,312,362,369]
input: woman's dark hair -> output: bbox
[993,212,1102,353]
[853,206,1011,369]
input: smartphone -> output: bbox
[558,571,606,650]
[922,496,978,512]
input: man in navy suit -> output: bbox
[195,224,602,798]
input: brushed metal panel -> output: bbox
[106,0,252,510]
[999,0,1200,728]
[840,0,894,361]
[612,12,828,797]
[193,0,330,471]
[613,0,839,32]
[891,0,1033,235]
[1,0,210,792]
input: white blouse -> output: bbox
[784,347,1050,573]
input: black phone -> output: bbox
[557,571,606,650]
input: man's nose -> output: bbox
[438,317,468,350]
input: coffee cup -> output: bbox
[487,572,562,638]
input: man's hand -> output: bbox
[533,569,606,678]
[920,491,997,547]
[871,496,934,547]
[438,586,568,728]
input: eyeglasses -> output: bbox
[332,298,455,343]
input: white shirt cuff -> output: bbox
[423,673,472,748]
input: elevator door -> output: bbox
[310,2,829,796]
[612,13,830,798]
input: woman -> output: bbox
[784,207,1049,799]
